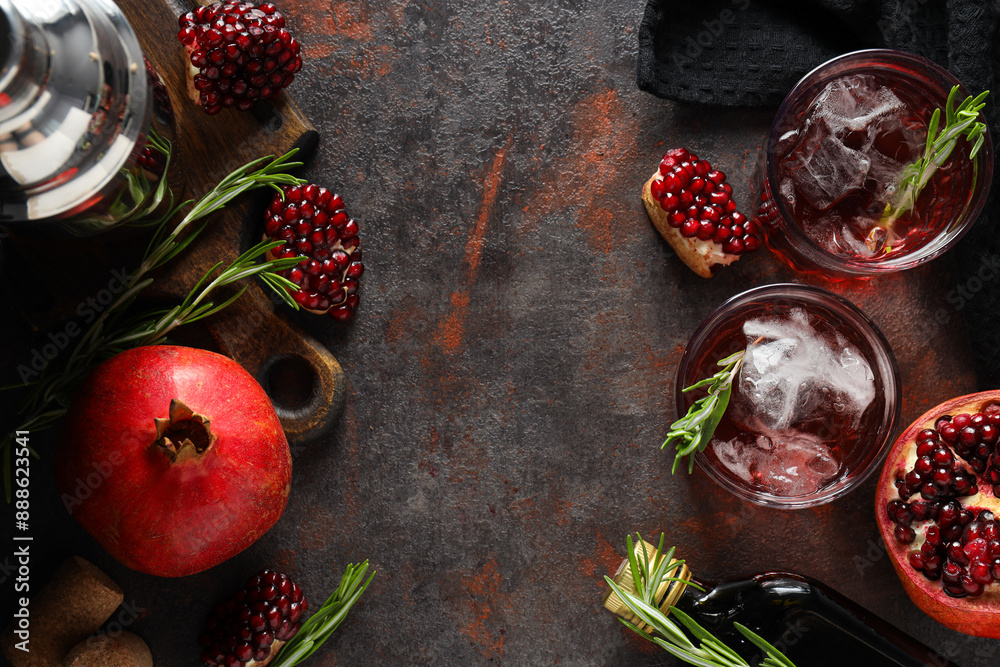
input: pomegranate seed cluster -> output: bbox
[199,569,307,666]
[265,184,364,321]
[177,1,302,115]
[887,405,1000,598]
[649,148,760,255]
[136,141,166,178]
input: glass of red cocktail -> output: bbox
[675,284,900,508]
[754,50,992,276]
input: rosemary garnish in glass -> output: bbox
[662,350,744,474]
[605,533,796,667]
[869,85,989,252]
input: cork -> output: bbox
[2,556,124,667]
[63,632,152,667]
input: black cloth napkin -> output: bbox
[638,0,1000,387]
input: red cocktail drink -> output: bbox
[676,285,900,508]
[755,50,992,276]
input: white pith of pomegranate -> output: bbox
[642,148,759,279]
[876,391,1000,638]
[54,346,292,578]
[264,183,364,321]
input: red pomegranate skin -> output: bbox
[55,346,291,577]
[876,390,1000,638]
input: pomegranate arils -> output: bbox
[265,184,364,321]
[650,148,757,257]
[178,1,301,114]
[200,569,307,666]
[887,409,1000,599]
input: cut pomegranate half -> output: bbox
[876,390,1000,638]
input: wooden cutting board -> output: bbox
[0,0,345,443]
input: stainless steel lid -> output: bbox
[0,0,163,230]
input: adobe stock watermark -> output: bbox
[60,452,126,515]
[78,600,146,651]
[877,0,929,44]
[771,618,810,656]
[15,267,133,385]
[853,537,888,576]
[668,0,751,71]
[59,426,147,514]
[908,253,1000,341]
[923,633,999,666]
[944,254,1000,312]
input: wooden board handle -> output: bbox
[205,285,346,445]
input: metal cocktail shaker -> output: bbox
[0,0,173,234]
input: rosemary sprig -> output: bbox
[872,86,989,249]
[625,533,704,608]
[605,534,796,667]
[76,127,176,229]
[662,350,744,474]
[1,146,307,500]
[270,561,375,667]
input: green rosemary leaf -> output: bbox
[971,133,985,159]
[663,352,743,474]
[880,87,989,228]
[605,578,696,650]
[700,644,747,667]
[263,271,301,293]
[690,386,731,470]
[156,220,210,267]
[184,287,250,326]
[945,85,959,125]
[734,623,796,667]
[627,534,642,599]
[235,238,284,264]
[655,642,720,667]
[681,374,725,393]
[671,608,745,665]
[925,107,940,156]
[188,261,228,301]
[260,273,301,310]
[269,562,375,667]
[646,547,677,605]
[618,618,657,644]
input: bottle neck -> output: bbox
[601,540,700,633]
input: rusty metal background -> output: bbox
[2,1,997,665]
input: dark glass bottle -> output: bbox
[603,541,961,667]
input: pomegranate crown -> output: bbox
[154,399,217,463]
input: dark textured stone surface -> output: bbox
[2,1,999,665]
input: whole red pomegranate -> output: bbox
[55,346,292,577]
[876,390,1000,638]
